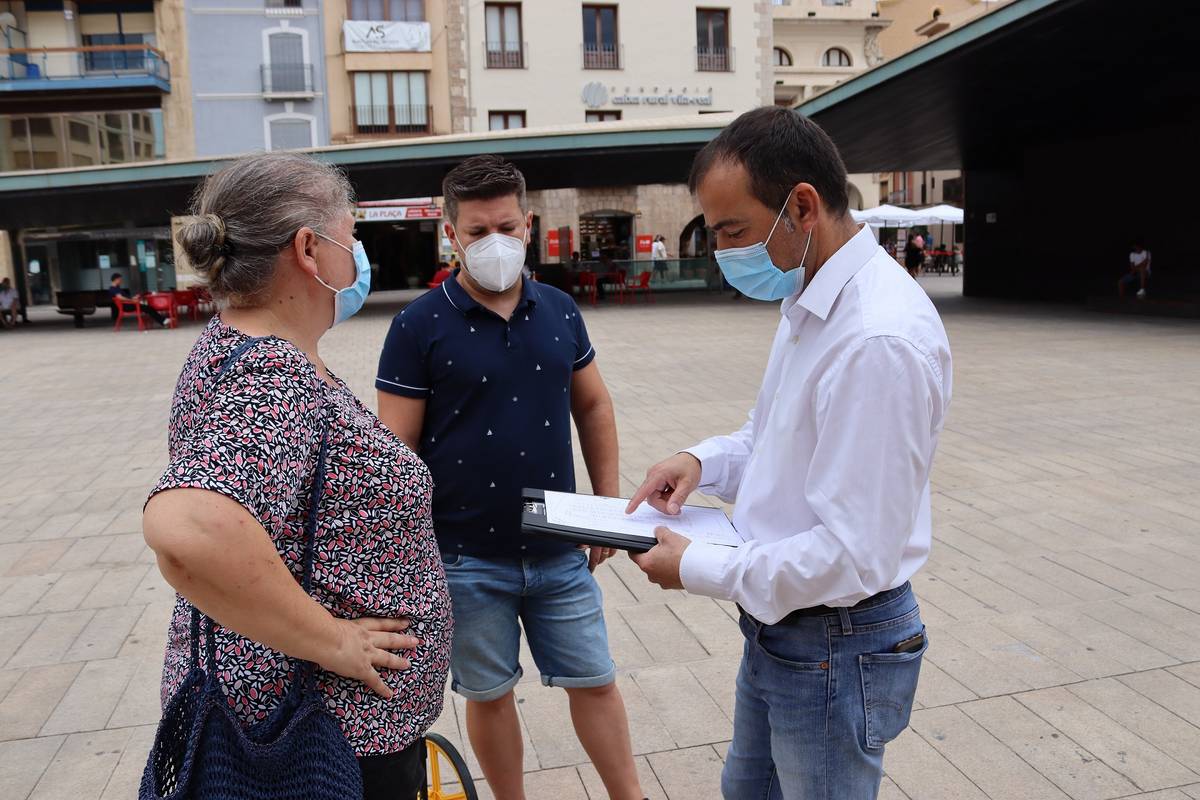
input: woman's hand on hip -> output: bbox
[320,617,420,699]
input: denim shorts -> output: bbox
[440,548,616,702]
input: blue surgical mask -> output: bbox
[314,233,371,326]
[713,197,812,301]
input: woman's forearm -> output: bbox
[145,488,341,665]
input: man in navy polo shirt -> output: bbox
[377,155,643,800]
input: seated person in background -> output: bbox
[0,277,20,328]
[108,273,167,326]
[1119,241,1152,299]
[429,261,453,288]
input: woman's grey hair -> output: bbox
[176,153,355,305]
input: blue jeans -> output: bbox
[723,583,926,800]
[441,548,616,702]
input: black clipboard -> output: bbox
[522,488,656,553]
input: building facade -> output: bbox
[442,0,771,273]
[770,0,888,108]
[770,0,887,210]
[322,0,454,144]
[0,0,191,304]
[186,0,330,155]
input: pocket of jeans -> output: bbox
[441,552,464,568]
[754,624,830,672]
[859,629,928,749]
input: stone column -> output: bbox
[156,0,196,159]
[445,0,472,134]
[170,216,201,288]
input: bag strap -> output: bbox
[188,335,331,690]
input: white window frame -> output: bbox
[264,109,318,151]
[261,22,311,69]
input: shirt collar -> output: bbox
[784,223,876,321]
[441,268,538,316]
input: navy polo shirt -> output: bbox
[376,272,596,558]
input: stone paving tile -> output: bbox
[39,657,139,736]
[959,695,1138,800]
[0,735,66,800]
[883,728,990,800]
[1118,668,1200,729]
[578,754,668,799]
[62,605,146,665]
[909,705,1071,800]
[6,611,95,670]
[1016,686,1197,792]
[1068,677,1200,775]
[0,663,83,742]
[617,602,709,664]
[644,744,726,799]
[631,664,732,748]
[29,569,105,614]
[27,726,133,800]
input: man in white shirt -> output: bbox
[0,277,20,329]
[1119,240,1152,299]
[627,107,952,799]
[650,235,668,283]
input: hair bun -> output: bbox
[177,213,230,275]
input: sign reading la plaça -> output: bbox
[344,20,431,53]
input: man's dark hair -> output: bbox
[111,273,123,282]
[442,154,527,224]
[688,106,850,217]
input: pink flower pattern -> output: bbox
[150,316,452,756]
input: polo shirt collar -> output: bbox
[783,223,876,321]
[441,269,539,316]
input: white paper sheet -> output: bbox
[542,491,742,548]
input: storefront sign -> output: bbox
[546,229,574,258]
[353,205,441,222]
[581,81,713,109]
[98,254,110,269]
[344,21,431,53]
[636,235,653,254]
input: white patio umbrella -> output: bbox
[851,204,924,227]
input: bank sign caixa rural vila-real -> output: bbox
[581,81,715,109]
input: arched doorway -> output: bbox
[679,214,712,258]
[846,182,865,212]
[579,209,633,260]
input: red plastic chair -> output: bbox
[194,287,216,316]
[623,271,654,304]
[144,292,178,329]
[171,289,200,321]
[112,295,147,332]
[577,271,598,306]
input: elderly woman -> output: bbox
[143,153,451,798]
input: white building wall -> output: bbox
[464,0,767,131]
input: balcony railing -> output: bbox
[582,43,622,70]
[484,41,525,69]
[352,104,432,136]
[696,45,733,72]
[261,63,315,95]
[0,44,170,85]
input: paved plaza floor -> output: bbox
[2,275,1200,799]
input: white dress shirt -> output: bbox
[680,224,952,624]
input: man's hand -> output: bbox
[629,527,691,590]
[625,453,702,516]
[579,544,617,572]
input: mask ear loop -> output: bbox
[763,196,792,246]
